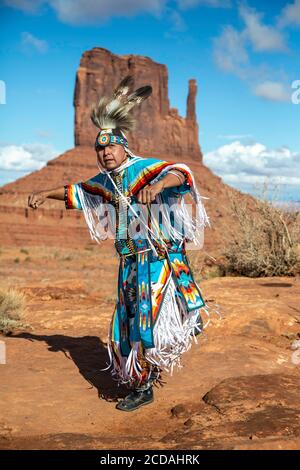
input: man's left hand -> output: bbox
[136,181,164,204]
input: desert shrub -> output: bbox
[0,288,28,335]
[221,185,300,277]
[62,255,73,261]
[85,245,94,251]
[202,265,226,280]
[188,250,205,283]
[187,250,225,282]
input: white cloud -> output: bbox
[168,9,186,32]
[0,143,58,172]
[253,81,291,102]
[5,0,167,24]
[214,3,288,72]
[213,4,290,101]
[279,0,300,28]
[21,32,48,53]
[4,0,233,24]
[204,140,300,187]
[239,4,288,53]
[52,0,167,24]
[36,129,52,139]
[3,0,44,13]
[218,134,253,141]
[213,26,249,77]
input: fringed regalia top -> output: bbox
[64,154,219,388]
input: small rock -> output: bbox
[41,295,52,301]
[291,339,300,350]
[184,418,194,427]
[170,404,188,418]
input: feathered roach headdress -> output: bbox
[91,75,152,151]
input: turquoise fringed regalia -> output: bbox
[63,75,219,394]
[64,154,215,388]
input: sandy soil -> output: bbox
[0,244,300,450]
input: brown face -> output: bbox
[96,143,128,171]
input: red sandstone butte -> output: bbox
[74,47,202,161]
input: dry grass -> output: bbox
[0,287,28,335]
[221,183,300,277]
[187,250,205,283]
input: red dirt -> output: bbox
[1,244,300,450]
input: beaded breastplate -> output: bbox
[111,170,136,256]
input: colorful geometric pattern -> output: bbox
[64,184,82,210]
[129,159,194,196]
[167,251,205,311]
[95,129,128,150]
[137,250,154,349]
[150,257,171,323]
[64,177,114,209]
[129,161,173,194]
[95,131,128,149]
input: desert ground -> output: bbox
[1,243,300,450]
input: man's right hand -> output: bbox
[28,191,48,210]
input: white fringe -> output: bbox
[77,185,116,244]
[101,276,215,386]
[149,163,211,250]
[144,276,204,375]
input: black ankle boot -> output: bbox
[116,386,154,412]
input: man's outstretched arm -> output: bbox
[28,186,65,209]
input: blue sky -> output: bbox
[0,0,299,201]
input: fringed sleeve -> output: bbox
[147,161,211,249]
[64,173,115,244]
[75,174,116,245]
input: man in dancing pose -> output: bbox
[28,76,212,412]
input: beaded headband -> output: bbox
[95,129,129,150]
